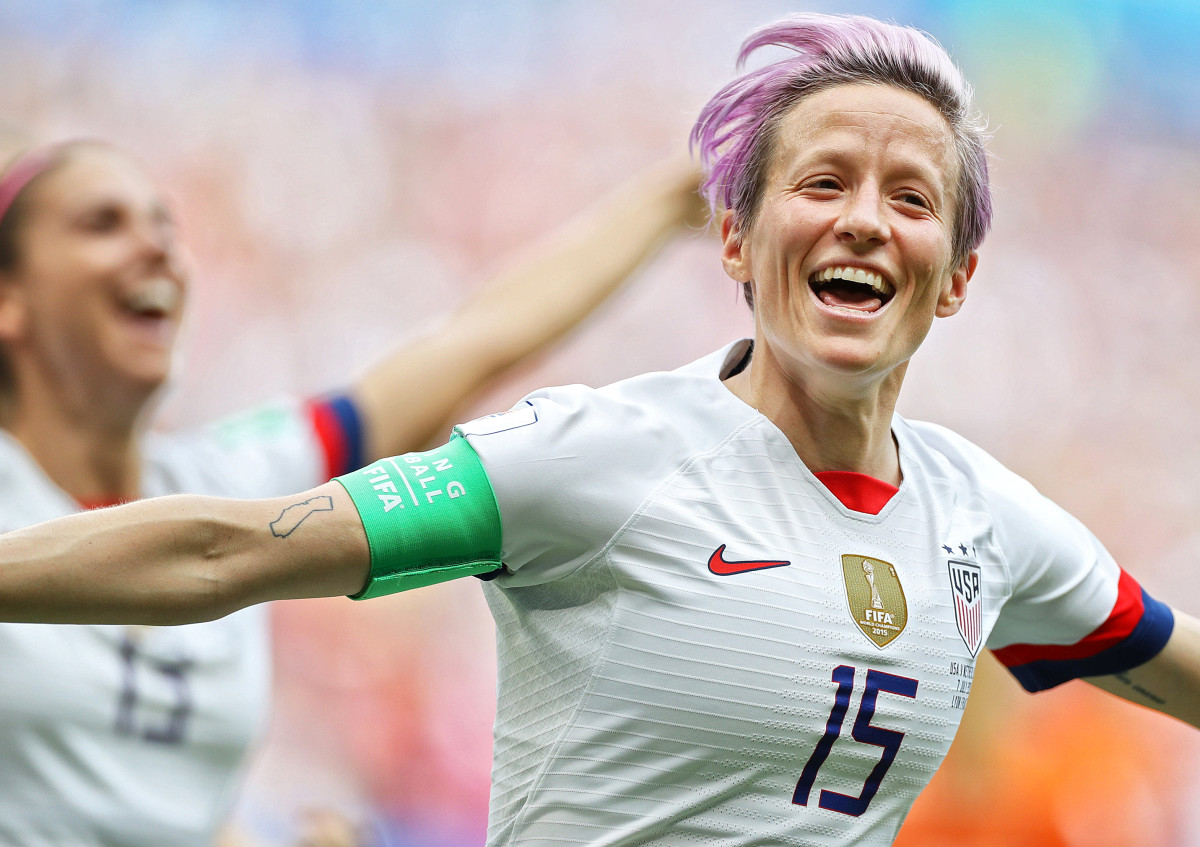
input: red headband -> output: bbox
[0,145,64,227]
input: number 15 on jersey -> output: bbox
[794,665,918,816]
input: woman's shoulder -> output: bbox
[462,350,757,476]
[897,417,1046,511]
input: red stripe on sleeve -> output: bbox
[307,400,348,482]
[993,568,1145,667]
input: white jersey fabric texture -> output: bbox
[0,401,326,847]
[457,340,1145,847]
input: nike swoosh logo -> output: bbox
[708,544,791,576]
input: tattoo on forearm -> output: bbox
[270,496,334,538]
[1111,672,1167,706]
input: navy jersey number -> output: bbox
[793,665,918,816]
[114,633,194,745]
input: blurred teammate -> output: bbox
[0,137,702,846]
[2,12,1199,847]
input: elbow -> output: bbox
[152,498,256,625]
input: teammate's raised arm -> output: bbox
[351,156,705,460]
[0,483,367,625]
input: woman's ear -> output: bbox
[0,276,28,343]
[720,210,752,283]
[936,251,977,318]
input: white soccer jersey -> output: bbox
[458,340,1171,847]
[0,401,330,847]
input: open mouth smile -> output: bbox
[118,278,181,322]
[808,266,895,314]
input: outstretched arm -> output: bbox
[1086,608,1200,729]
[352,157,705,459]
[0,483,368,626]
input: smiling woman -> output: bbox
[717,83,976,484]
[0,139,287,847]
[0,136,703,845]
[0,143,187,464]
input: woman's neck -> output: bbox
[723,346,904,486]
[3,384,144,503]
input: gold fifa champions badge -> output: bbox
[841,554,908,648]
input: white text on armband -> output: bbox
[336,435,503,600]
[360,456,469,512]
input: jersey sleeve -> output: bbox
[986,481,1174,692]
[146,397,350,499]
[306,393,366,479]
[455,387,682,587]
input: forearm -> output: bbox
[1086,607,1200,728]
[0,483,369,625]
[438,157,706,364]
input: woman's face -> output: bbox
[0,144,188,406]
[722,83,976,397]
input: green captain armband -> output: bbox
[335,435,503,600]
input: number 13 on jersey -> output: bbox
[793,665,918,816]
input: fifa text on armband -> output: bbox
[361,457,465,513]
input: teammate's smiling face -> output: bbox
[0,144,188,407]
[721,83,976,395]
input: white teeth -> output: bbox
[124,279,180,315]
[814,266,890,295]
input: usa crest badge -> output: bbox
[947,559,983,657]
[841,555,908,648]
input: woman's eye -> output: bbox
[805,178,840,191]
[83,207,123,232]
[899,192,929,209]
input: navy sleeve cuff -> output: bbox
[1006,589,1175,693]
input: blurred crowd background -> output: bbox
[3,0,1200,845]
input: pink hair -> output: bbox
[691,13,991,265]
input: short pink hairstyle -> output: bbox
[692,13,991,268]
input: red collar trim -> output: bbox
[76,496,128,511]
[813,471,898,515]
